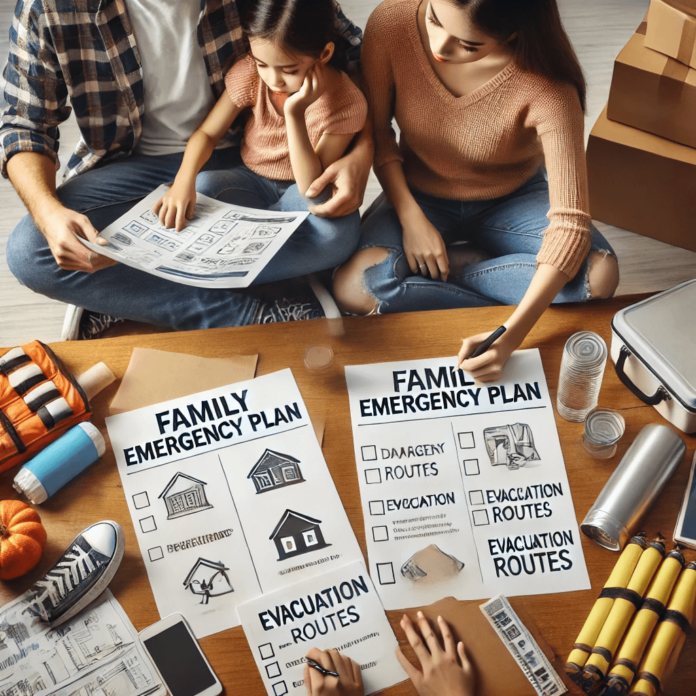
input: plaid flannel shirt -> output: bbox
[0,0,362,180]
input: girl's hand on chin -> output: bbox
[285,64,327,116]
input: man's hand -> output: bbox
[397,613,475,696]
[37,201,115,273]
[152,180,196,231]
[401,206,449,281]
[305,137,372,218]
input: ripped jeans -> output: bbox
[357,171,616,313]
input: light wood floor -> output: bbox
[1,0,695,346]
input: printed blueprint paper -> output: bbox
[107,370,364,638]
[0,589,163,696]
[80,185,308,288]
[345,350,590,610]
[237,561,406,696]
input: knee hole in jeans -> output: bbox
[333,247,390,315]
[587,250,619,299]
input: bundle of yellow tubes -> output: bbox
[565,533,648,684]
[628,561,696,696]
[566,538,696,695]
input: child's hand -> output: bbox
[303,648,364,696]
[401,206,449,281]
[458,329,519,381]
[152,181,197,231]
[285,65,327,116]
[397,613,475,696]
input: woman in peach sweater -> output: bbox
[334,0,619,380]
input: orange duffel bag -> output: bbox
[0,341,91,473]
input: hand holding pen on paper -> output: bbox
[457,325,513,383]
[396,613,475,696]
[303,648,364,695]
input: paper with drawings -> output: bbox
[0,589,163,696]
[107,369,364,638]
[237,561,406,696]
[344,350,590,610]
[79,185,308,288]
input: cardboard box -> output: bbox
[608,23,696,149]
[645,0,696,69]
[587,106,696,252]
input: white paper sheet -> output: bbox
[80,185,308,288]
[0,589,163,696]
[344,350,590,610]
[237,561,406,696]
[107,370,364,638]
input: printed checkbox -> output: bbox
[463,459,480,476]
[369,500,385,516]
[458,432,475,449]
[472,509,490,526]
[132,492,150,510]
[259,643,275,660]
[148,546,164,562]
[364,468,382,484]
[361,445,378,461]
[468,490,485,506]
[273,681,288,696]
[265,662,282,679]
[139,515,157,533]
[372,526,389,542]
[376,562,396,585]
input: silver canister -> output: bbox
[581,424,685,550]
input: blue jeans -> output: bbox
[358,171,616,313]
[6,152,360,329]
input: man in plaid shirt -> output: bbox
[2,0,372,335]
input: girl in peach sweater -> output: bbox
[153,0,367,303]
[335,0,619,379]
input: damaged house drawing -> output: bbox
[159,472,214,519]
[247,449,305,494]
[269,510,330,561]
[183,558,234,604]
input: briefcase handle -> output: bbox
[615,345,671,406]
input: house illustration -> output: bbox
[183,558,234,604]
[158,473,213,520]
[269,510,330,561]
[247,449,305,494]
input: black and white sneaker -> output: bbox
[23,521,125,626]
[61,306,124,341]
[258,298,325,323]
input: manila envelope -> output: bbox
[109,347,258,414]
[395,597,582,696]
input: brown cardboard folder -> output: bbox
[608,23,696,149]
[645,0,696,70]
[398,597,581,696]
[587,106,696,253]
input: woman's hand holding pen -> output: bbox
[457,325,518,382]
[401,205,449,281]
[397,613,475,696]
[304,648,364,696]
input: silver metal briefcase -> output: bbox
[610,279,696,435]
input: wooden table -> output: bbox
[2,299,694,695]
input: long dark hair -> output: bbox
[453,0,586,111]
[238,0,350,73]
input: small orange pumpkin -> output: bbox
[0,500,47,580]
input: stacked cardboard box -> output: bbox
[587,1,696,251]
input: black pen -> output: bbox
[306,658,339,678]
[464,325,507,361]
